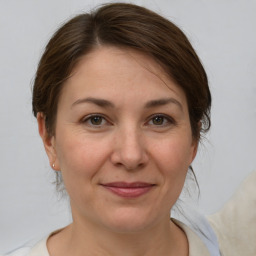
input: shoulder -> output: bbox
[174,219,211,256]
[173,216,221,256]
[3,237,49,256]
[3,227,66,256]
[208,170,256,256]
[1,247,31,256]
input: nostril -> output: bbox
[112,156,147,171]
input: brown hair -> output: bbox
[32,2,211,140]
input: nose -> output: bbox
[110,127,149,170]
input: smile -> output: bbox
[101,182,155,198]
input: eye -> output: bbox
[90,116,104,125]
[152,116,165,125]
[82,114,108,127]
[147,114,175,127]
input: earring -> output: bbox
[52,163,55,168]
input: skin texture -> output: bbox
[38,46,198,256]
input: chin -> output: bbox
[100,207,160,234]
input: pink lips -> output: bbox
[101,182,155,198]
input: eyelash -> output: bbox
[81,114,111,127]
[146,114,176,127]
[81,114,176,128]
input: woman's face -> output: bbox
[40,46,198,233]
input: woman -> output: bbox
[6,3,255,256]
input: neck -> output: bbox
[47,215,188,256]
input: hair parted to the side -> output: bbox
[32,2,211,139]
[32,3,211,192]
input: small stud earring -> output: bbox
[52,163,55,168]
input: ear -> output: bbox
[190,121,201,164]
[37,113,60,171]
[190,139,199,164]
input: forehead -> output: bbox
[60,46,188,109]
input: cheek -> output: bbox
[152,136,195,196]
[55,134,110,186]
[153,136,194,172]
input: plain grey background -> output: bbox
[0,0,255,253]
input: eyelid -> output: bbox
[146,113,176,126]
[80,113,176,128]
[81,113,111,127]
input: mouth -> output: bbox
[100,182,155,198]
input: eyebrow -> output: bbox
[145,98,183,110]
[71,97,183,110]
[71,97,115,108]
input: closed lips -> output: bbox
[101,182,155,198]
[101,182,155,188]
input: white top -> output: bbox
[4,221,213,256]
